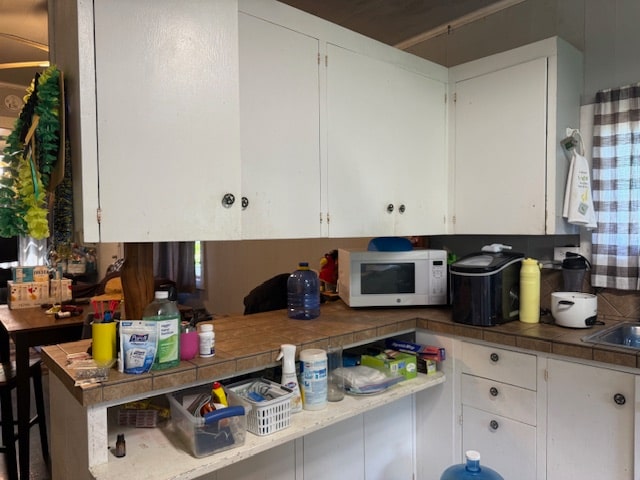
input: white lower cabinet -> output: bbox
[460,342,538,480]
[546,358,635,480]
[213,396,415,480]
[462,405,536,479]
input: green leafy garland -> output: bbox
[0,66,61,239]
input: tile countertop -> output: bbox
[41,300,640,408]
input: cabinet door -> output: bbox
[326,44,447,238]
[93,0,241,242]
[453,57,547,234]
[462,405,536,480]
[239,13,322,239]
[364,395,415,480]
[547,359,635,480]
[304,415,365,480]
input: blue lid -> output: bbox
[367,237,413,252]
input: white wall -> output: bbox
[405,0,640,104]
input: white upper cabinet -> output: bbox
[240,0,449,239]
[92,0,242,242]
[326,44,448,238]
[239,12,322,239]
[449,37,583,235]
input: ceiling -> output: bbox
[0,0,518,89]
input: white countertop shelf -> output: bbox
[90,372,445,480]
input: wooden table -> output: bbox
[0,306,84,480]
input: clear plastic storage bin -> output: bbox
[167,385,251,458]
[227,378,293,436]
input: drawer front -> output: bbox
[461,373,536,425]
[462,342,536,390]
[462,405,536,480]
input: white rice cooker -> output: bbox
[550,292,598,328]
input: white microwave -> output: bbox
[337,248,448,307]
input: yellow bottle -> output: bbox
[520,258,541,323]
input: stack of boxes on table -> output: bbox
[7,266,72,309]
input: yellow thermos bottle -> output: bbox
[520,258,541,323]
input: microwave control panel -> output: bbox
[428,258,447,303]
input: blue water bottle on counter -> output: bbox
[440,451,504,480]
[287,262,320,320]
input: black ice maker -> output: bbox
[450,251,524,326]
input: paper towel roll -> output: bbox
[92,321,117,365]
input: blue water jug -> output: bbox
[440,451,504,480]
[287,262,320,320]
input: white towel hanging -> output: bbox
[562,132,597,229]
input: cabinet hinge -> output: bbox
[317,53,321,65]
[453,92,457,103]
[325,54,328,67]
[326,212,330,224]
[458,414,463,426]
[96,208,102,224]
[452,215,456,225]
[544,369,548,382]
[444,93,447,103]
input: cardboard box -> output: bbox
[7,279,72,309]
[385,338,446,362]
[11,266,50,283]
[361,350,417,380]
[7,280,49,309]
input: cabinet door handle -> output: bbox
[241,196,249,210]
[613,393,626,405]
[490,352,499,362]
[221,193,236,208]
[489,387,499,397]
[387,204,394,213]
[489,420,499,431]
[398,204,406,213]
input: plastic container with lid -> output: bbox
[287,262,320,320]
[299,349,327,410]
[519,258,541,324]
[440,450,504,480]
[142,290,180,370]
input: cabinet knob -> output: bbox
[221,193,236,208]
[613,393,626,405]
[489,387,499,397]
[398,204,406,213]
[387,204,394,213]
[490,352,500,362]
[241,196,249,210]
[489,420,499,431]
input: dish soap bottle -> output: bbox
[440,451,504,480]
[142,291,180,370]
[276,344,302,413]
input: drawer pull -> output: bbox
[489,387,499,397]
[490,352,499,362]
[489,420,499,431]
[613,393,626,405]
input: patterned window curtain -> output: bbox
[153,242,196,293]
[591,83,640,290]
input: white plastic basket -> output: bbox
[227,378,293,436]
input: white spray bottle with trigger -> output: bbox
[276,344,302,413]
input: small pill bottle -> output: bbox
[199,324,215,358]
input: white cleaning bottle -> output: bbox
[277,344,302,413]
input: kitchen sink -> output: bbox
[582,322,640,349]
